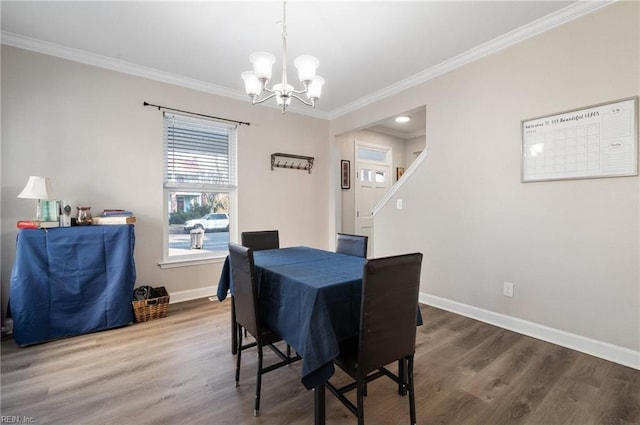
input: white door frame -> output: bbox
[354,141,392,256]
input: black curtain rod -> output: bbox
[143,101,250,126]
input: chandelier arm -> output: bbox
[289,93,315,107]
[252,93,279,105]
[288,87,309,95]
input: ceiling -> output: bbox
[2,0,591,132]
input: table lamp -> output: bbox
[17,176,57,221]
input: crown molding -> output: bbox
[0,31,244,99]
[0,31,329,119]
[1,0,614,122]
[326,0,616,120]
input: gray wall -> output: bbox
[1,2,638,367]
[1,46,330,309]
[332,2,639,362]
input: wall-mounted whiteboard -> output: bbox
[521,97,638,182]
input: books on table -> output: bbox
[91,208,136,225]
[18,209,137,227]
[92,216,136,225]
[101,209,134,217]
[17,220,60,229]
[92,209,136,225]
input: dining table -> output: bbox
[217,246,367,424]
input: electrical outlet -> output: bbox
[396,199,403,209]
[503,282,514,297]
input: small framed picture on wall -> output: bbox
[396,167,405,180]
[341,160,350,189]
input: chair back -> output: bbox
[241,230,280,251]
[228,243,260,337]
[336,233,368,258]
[358,253,423,374]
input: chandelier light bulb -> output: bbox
[294,55,319,83]
[306,76,325,100]
[275,95,292,107]
[249,52,276,81]
[241,71,262,96]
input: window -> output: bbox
[163,112,237,264]
[357,146,388,162]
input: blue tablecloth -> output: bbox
[218,246,365,389]
[10,225,136,346]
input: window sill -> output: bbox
[158,255,226,269]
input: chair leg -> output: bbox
[407,356,416,425]
[235,331,242,386]
[356,376,365,425]
[398,358,407,396]
[255,346,264,416]
[231,297,238,355]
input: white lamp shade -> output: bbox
[241,71,262,96]
[306,76,325,100]
[294,55,319,83]
[17,176,56,200]
[249,52,276,80]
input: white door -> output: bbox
[355,146,391,256]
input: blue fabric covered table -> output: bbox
[217,246,365,389]
[10,225,136,346]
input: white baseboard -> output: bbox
[168,287,639,370]
[168,286,218,304]
[420,293,639,371]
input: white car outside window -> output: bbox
[183,213,230,233]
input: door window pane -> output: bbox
[358,147,387,162]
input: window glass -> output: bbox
[357,147,387,162]
[164,112,237,262]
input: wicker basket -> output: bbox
[132,287,170,323]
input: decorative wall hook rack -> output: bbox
[271,152,314,174]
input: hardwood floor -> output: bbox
[1,299,638,425]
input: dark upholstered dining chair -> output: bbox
[326,252,423,425]
[229,230,281,354]
[241,230,280,252]
[336,233,368,258]
[228,243,300,416]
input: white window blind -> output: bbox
[164,112,237,190]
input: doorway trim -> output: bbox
[354,141,393,256]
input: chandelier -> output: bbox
[241,1,324,113]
